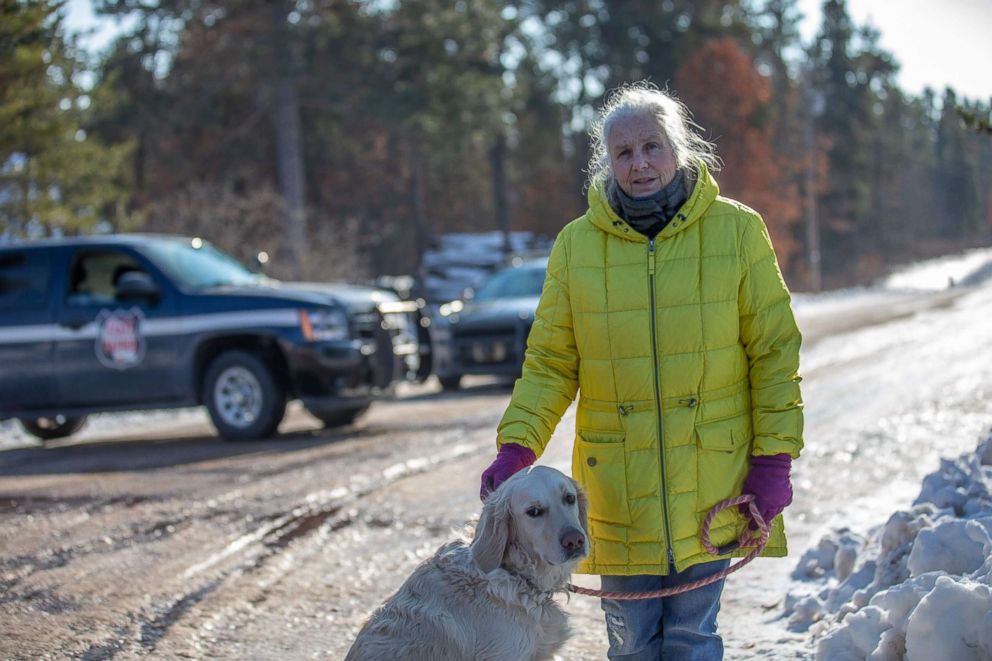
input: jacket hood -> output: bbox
[586,162,721,242]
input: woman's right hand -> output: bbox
[480,443,537,500]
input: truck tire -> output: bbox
[439,374,462,391]
[18,415,88,441]
[203,350,286,440]
[308,404,370,428]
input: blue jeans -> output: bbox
[600,559,731,660]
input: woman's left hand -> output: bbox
[740,453,793,527]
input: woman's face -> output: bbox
[607,113,677,197]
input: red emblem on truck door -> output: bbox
[95,308,146,369]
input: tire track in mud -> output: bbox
[78,424,496,658]
[0,497,253,601]
[187,431,487,580]
[137,579,224,651]
[0,513,193,599]
[1,411,499,598]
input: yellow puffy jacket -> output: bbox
[497,164,803,576]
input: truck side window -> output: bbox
[66,251,145,307]
[0,251,51,311]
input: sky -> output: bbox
[796,0,992,101]
[65,0,992,101]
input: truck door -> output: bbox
[55,247,183,407]
[0,249,57,414]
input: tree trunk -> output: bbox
[490,132,510,259]
[803,78,822,292]
[407,131,429,272]
[270,2,307,279]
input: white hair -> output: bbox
[586,81,721,188]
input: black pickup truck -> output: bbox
[0,234,428,441]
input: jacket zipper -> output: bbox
[648,238,677,572]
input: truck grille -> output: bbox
[452,324,527,367]
[350,312,379,340]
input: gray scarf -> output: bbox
[608,169,689,239]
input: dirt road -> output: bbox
[2,284,990,660]
[1,383,527,659]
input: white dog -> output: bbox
[345,465,589,661]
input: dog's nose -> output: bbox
[560,528,585,554]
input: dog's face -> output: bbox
[472,466,589,576]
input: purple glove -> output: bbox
[480,443,536,500]
[740,453,793,529]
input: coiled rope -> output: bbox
[567,494,769,600]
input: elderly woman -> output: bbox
[480,82,803,660]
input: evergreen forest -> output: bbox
[3,0,991,290]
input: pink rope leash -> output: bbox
[567,494,769,600]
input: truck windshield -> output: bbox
[142,240,262,290]
[473,266,546,301]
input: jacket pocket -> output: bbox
[695,414,751,529]
[573,430,631,526]
[695,413,752,453]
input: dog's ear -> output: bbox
[472,486,511,573]
[573,477,590,537]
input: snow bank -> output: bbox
[786,435,992,659]
[882,246,992,292]
[792,246,992,315]
[0,408,207,451]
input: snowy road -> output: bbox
[2,265,991,659]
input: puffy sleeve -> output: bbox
[496,227,580,456]
[738,212,804,459]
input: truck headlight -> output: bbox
[439,300,464,317]
[299,308,350,341]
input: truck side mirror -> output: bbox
[253,251,270,273]
[115,271,160,301]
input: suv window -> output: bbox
[473,266,547,301]
[66,250,145,307]
[141,240,261,290]
[0,250,51,311]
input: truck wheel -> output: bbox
[439,374,462,391]
[308,404,370,428]
[18,415,87,441]
[203,350,286,440]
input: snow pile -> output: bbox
[792,246,992,316]
[0,407,207,451]
[787,435,992,660]
[882,246,992,291]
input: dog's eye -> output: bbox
[526,507,543,518]
[564,493,576,505]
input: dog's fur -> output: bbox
[345,466,589,661]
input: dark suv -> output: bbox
[432,257,547,390]
[0,234,427,441]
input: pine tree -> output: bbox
[0,0,131,237]
[674,37,801,269]
[808,0,878,281]
[90,0,514,277]
[936,89,984,237]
